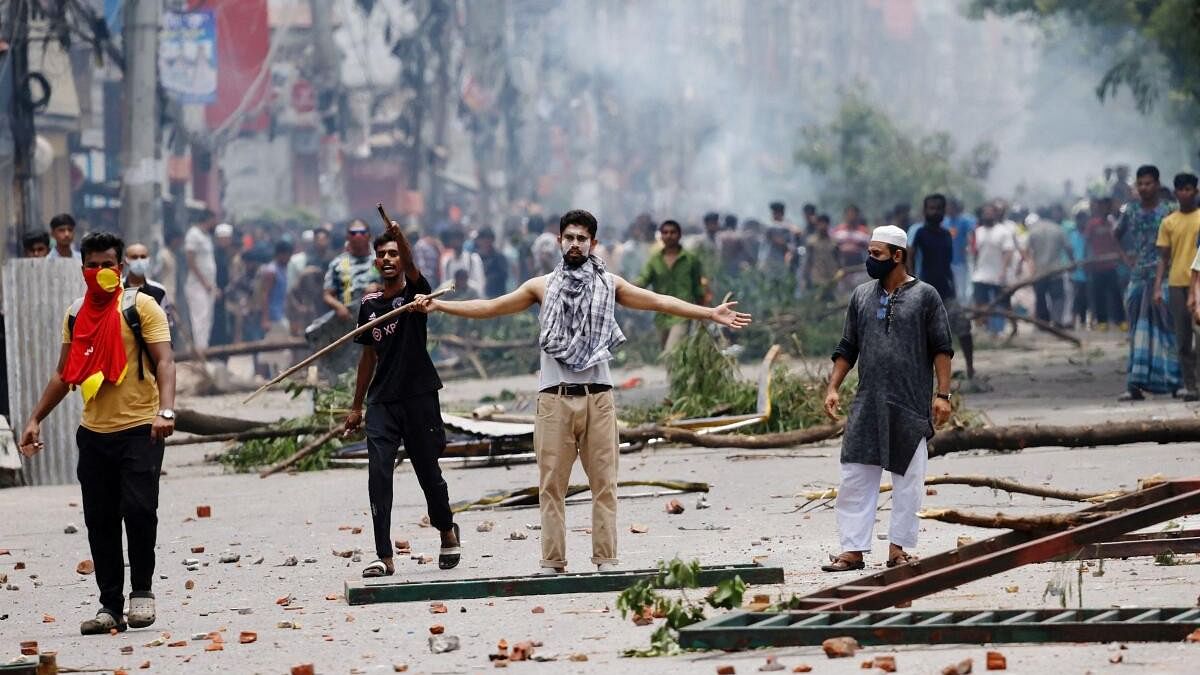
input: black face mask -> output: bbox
[865,255,897,280]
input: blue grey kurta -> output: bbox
[832,278,954,474]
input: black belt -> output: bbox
[540,383,612,396]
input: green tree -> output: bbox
[967,1,1200,139]
[795,94,996,218]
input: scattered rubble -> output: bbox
[821,636,859,658]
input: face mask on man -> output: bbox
[126,258,151,278]
[865,255,897,280]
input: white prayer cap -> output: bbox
[214,223,234,238]
[870,225,908,249]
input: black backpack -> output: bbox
[66,287,157,380]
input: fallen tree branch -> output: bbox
[963,307,1081,346]
[165,425,328,447]
[923,475,1124,502]
[797,475,1123,503]
[451,479,710,511]
[928,417,1200,456]
[432,334,538,350]
[985,253,1122,311]
[176,409,272,435]
[175,338,308,362]
[259,427,342,478]
[917,508,1116,532]
[619,422,844,449]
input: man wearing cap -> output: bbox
[821,225,954,572]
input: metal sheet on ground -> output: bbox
[678,607,1200,650]
[344,563,784,605]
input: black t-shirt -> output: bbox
[353,274,442,403]
[911,224,956,300]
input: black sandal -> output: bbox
[362,560,393,578]
[438,523,462,570]
[820,553,865,572]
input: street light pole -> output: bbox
[118,0,162,247]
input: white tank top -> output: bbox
[537,350,613,391]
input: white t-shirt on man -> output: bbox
[971,223,1016,286]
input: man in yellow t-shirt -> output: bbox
[19,231,176,636]
[1155,172,1200,399]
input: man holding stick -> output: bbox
[416,209,751,573]
[343,224,461,577]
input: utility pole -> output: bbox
[119,0,162,247]
[308,0,347,221]
[6,0,39,243]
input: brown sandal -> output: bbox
[886,551,918,568]
[820,553,865,572]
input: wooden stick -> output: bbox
[917,508,1116,532]
[797,475,1122,503]
[258,427,342,478]
[619,422,844,448]
[242,284,454,403]
[984,253,1121,311]
[964,306,1081,346]
[165,425,329,447]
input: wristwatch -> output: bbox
[157,409,176,420]
[934,392,952,402]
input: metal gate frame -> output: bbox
[678,607,1200,650]
[345,563,784,605]
[794,478,1200,612]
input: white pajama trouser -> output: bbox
[185,283,214,352]
[836,437,928,552]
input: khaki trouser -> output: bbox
[659,321,690,353]
[534,390,619,568]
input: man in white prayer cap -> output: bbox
[820,225,955,572]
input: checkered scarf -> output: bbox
[539,255,626,372]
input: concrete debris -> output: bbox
[759,655,785,671]
[429,634,460,653]
[218,552,241,564]
[507,532,528,541]
[477,521,495,532]
[64,523,78,534]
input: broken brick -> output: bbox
[191,546,205,554]
[429,602,448,614]
[239,631,257,644]
[793,666,812,673]
[630,523,649,534]
[861,660,874,669]
[531,606,545,614]
[429,623,445,635]
[986,651,1006,670]
[873,655,897,672]
[821,636,859,658]
[19,641,37,656]
[393,665,408,672]
[139,661,150,669]
[276,595,293,606]
[14,562,25,570]
[568,653,588,662]
[195,505,212,518]
[42,614,55,623]
[167,641,187,648]
[394,539,410,551]
[121,646,134,655]
[665,499,685,515]
[325,593,340,601]
[511,641,535,661]
[185,579,195,590]
[632,606,654,626]
[205,642,223,652]
[291,666,315,675]
[76,559,94,575]
[1187,628,1200,642]
[717,666,736,675]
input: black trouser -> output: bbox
[1071,280,1088,326]
[365,392,454,560]
[1089,269,1125,325]
[76,424,164,617]
[1033,277,1065,324]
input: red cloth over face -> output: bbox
[62,267,128,402]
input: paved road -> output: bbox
[2,332,1198,673]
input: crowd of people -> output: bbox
[13,161,1198,399]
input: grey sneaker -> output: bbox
[81,610,126,635]
[127,593,156,628]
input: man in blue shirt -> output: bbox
[910,194,975,379]
[945,198,975,303]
